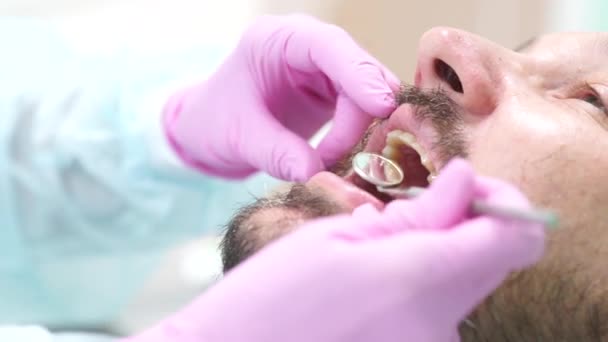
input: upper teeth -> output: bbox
[381,130,437,183]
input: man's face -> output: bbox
[222,28,608,338]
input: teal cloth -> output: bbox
[592,0,608,30]
[0,18,279,328]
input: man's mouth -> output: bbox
[305,126,438,211]
[346,127,438,204]
[308,86,464,211]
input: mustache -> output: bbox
[397,84,467,163]
[330,84,467,176]
[397,84,462,130]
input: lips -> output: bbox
[307,171,385,211]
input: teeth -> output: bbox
[381,145,401,163]
[382,130,438,183]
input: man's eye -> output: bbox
[582,94,604,108]
[580,90,607,115]
[571,82,608,116]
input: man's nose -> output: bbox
[415,27,514,116]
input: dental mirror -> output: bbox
[352,152,404,188]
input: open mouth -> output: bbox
[349,129,437,203]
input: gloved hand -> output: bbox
[123,159,545,342]
[163,14,399,181]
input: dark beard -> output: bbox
[220,184,342,272]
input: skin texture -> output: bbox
[221,29,608,339]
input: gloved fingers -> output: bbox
[316,96,374,166]
[474,175,532,207]
[352,159,476,237]
[282,15,399,117]
[352,203,381,218]
[241,110,325,181]
[448,215,545,275]
[433,216,545,314]
[382,158,476,230]
[411,158,476,227]
[450,331,462,342]
[340,203,400,240]
[367,216,544,324]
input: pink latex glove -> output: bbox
[163,14,399,181]
[123,159,545,342]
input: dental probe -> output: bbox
[376,186,558,228]
[352,152,559,228]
